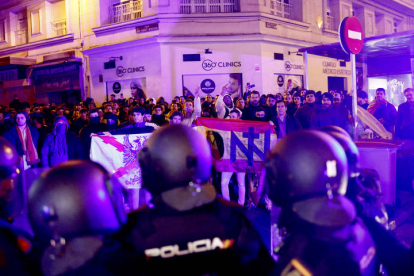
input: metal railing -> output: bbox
[15,29,27,45]
[179,0,240,14]
[326,15,335,31]
[51,19,67,36]
[109,0,143,24]
[270,0,292,19]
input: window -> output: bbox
[393,19,402,33]
[270,0,292,19]
[31,10,40,35]
[385,19,393,33]
[325,0,335,31]
[179,0,240,14]
[109,0,143,23]
[0,21,5,42]
[51,0,67,36]
[15,12,28,45]
[366,14,373,34]
[342,5,351,19]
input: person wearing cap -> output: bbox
[102,112,119,131]
[294,90,317,129]
[263,130,378,275]
[120,125,274,275]
[216,86,237,119]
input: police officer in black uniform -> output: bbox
[0,137,40,275]
[28,160,127,276]
[319,126,413,275]
[120,124,274,275]
[319,125,389,228]
[264,130,378,275]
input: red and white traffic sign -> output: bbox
[339,16,364,54]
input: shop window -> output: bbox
[179,0,240,14]
[109,0,143,23]
[0,21,5,42]
[31,10,41,35]
[51,0,67,37]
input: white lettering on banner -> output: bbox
[145,237,234,259]
[348,30,362,40]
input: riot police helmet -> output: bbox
[0,137,24,220]
[28,160,127,243]
[265,130,349,207]
[138,124,212,195]
[319,127,360,176]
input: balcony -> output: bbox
[326,15,335,31]
[270,0,292,19]
[15,29,27,45]
[51,19,67,37]
[179,0,240,14]
[109,0,143,24]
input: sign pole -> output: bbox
[303,51,309,90]
[351,53,358,140]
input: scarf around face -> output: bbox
[367,99,388,115]
[16,126,39,165]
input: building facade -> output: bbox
[0,0,413,105]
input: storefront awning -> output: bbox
[298,30,414,62]
[31,60,82,94]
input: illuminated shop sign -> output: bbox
[284,61,303,71]
[116,66,145,77]
[202,59,242,71]
[0,69,18,81]
[322,61,351,75]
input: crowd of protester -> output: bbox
[2,85,412,168]
[0,87,412,203]
[1,86,412,212]
[2,85,414,274]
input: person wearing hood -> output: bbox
[41,116,83,167]
[216,88,238,119]
[102,112,119,131]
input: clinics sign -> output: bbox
[116,66,145,77]
[202,59,242,71]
